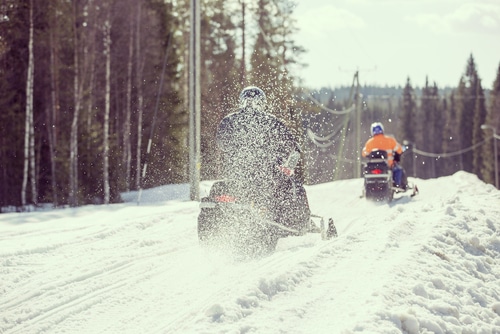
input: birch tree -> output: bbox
[69,0,82,207]
[22,0,36,207]
[123,7,134,192]
[103,11,111,204]
[47,0,61,207]
[135,0,144,190]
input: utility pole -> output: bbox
[354,71,361,179]
[189,0,201,201]
[413,142,417,178]
[240,0,246,86]
[481,124,499,189]
[339,66,375,179]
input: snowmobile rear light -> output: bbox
[371,168,383,174]
[215,195,237,203]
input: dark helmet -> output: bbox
[239,86,266,110]
[370,122,384,136]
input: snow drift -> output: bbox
[1,171,499,333]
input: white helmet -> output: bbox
[239,86,266,111]
[370,122,384,136]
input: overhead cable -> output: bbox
[306,128,339,148]
[413,136,493,158]
[307,93,355,115]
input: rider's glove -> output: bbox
[277,150,300,176]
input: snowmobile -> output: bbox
[198,175,337,259]
[362,149,418,202]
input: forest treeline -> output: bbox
[0,0,499,210]
[303,59,500,186]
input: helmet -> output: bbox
[370,122,384,136]
[239,86,266,110]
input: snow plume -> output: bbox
[0,171,499,333]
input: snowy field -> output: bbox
[1,171,499,334]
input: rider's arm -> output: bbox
[394,140,403,154]
[362,139,373,157]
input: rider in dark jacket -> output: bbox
[216,86,310,234]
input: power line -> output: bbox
[413,135,493,158]
[306,130,335,148]
[136,32,172,205]
[306,93,355,115]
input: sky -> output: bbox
[1,172,499,333]
[293,0,500,89]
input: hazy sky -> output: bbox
[293,0,500,89]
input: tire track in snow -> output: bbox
[166,187,427,333]
[158,235,338,333]
[1,208,197,334]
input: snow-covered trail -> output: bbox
[1,172,499,334]
[1,201,200,333]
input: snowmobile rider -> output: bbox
[362,122,407,189]
[215,86,311,234]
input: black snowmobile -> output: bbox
[362,149,418,202]
[198,168,337,258]
[199,86,336,258]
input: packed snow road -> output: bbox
[1,172,499,333]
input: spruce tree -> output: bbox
[199,0,240,180]
[400,77,417,177]
[433,89,446,177]
[449,80,466,172]
[420,77,442,179]
[0,0,34,207]
[471,78,487,179]
[482,63,500,187]
[457,54,481,173]
[249,0,304,122]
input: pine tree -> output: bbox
[0,0,31,207]
[482,63,500,187]
[419,77,442,179]
[139,0,186,187]
[456,54,481,173]
[249,0,304,121]
[433,89,446,177]
[448,80,466,172]
[199,0,240,180]
[400,77,417,177]
[471,78,487,179]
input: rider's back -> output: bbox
[362,134,402,167]
[216,107,297,180]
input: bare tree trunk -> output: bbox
[84,6,97,150]
[103,16,111,204]
[29,91,36,205]
[48,1,60,207]
[135,0,144,190]
[86,49,96,148]
[123,11,134,192]
[69,0,81,207]
[22,0,36,208]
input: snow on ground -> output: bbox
[0,171,499,334]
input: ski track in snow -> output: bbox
[1,172,499,333]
